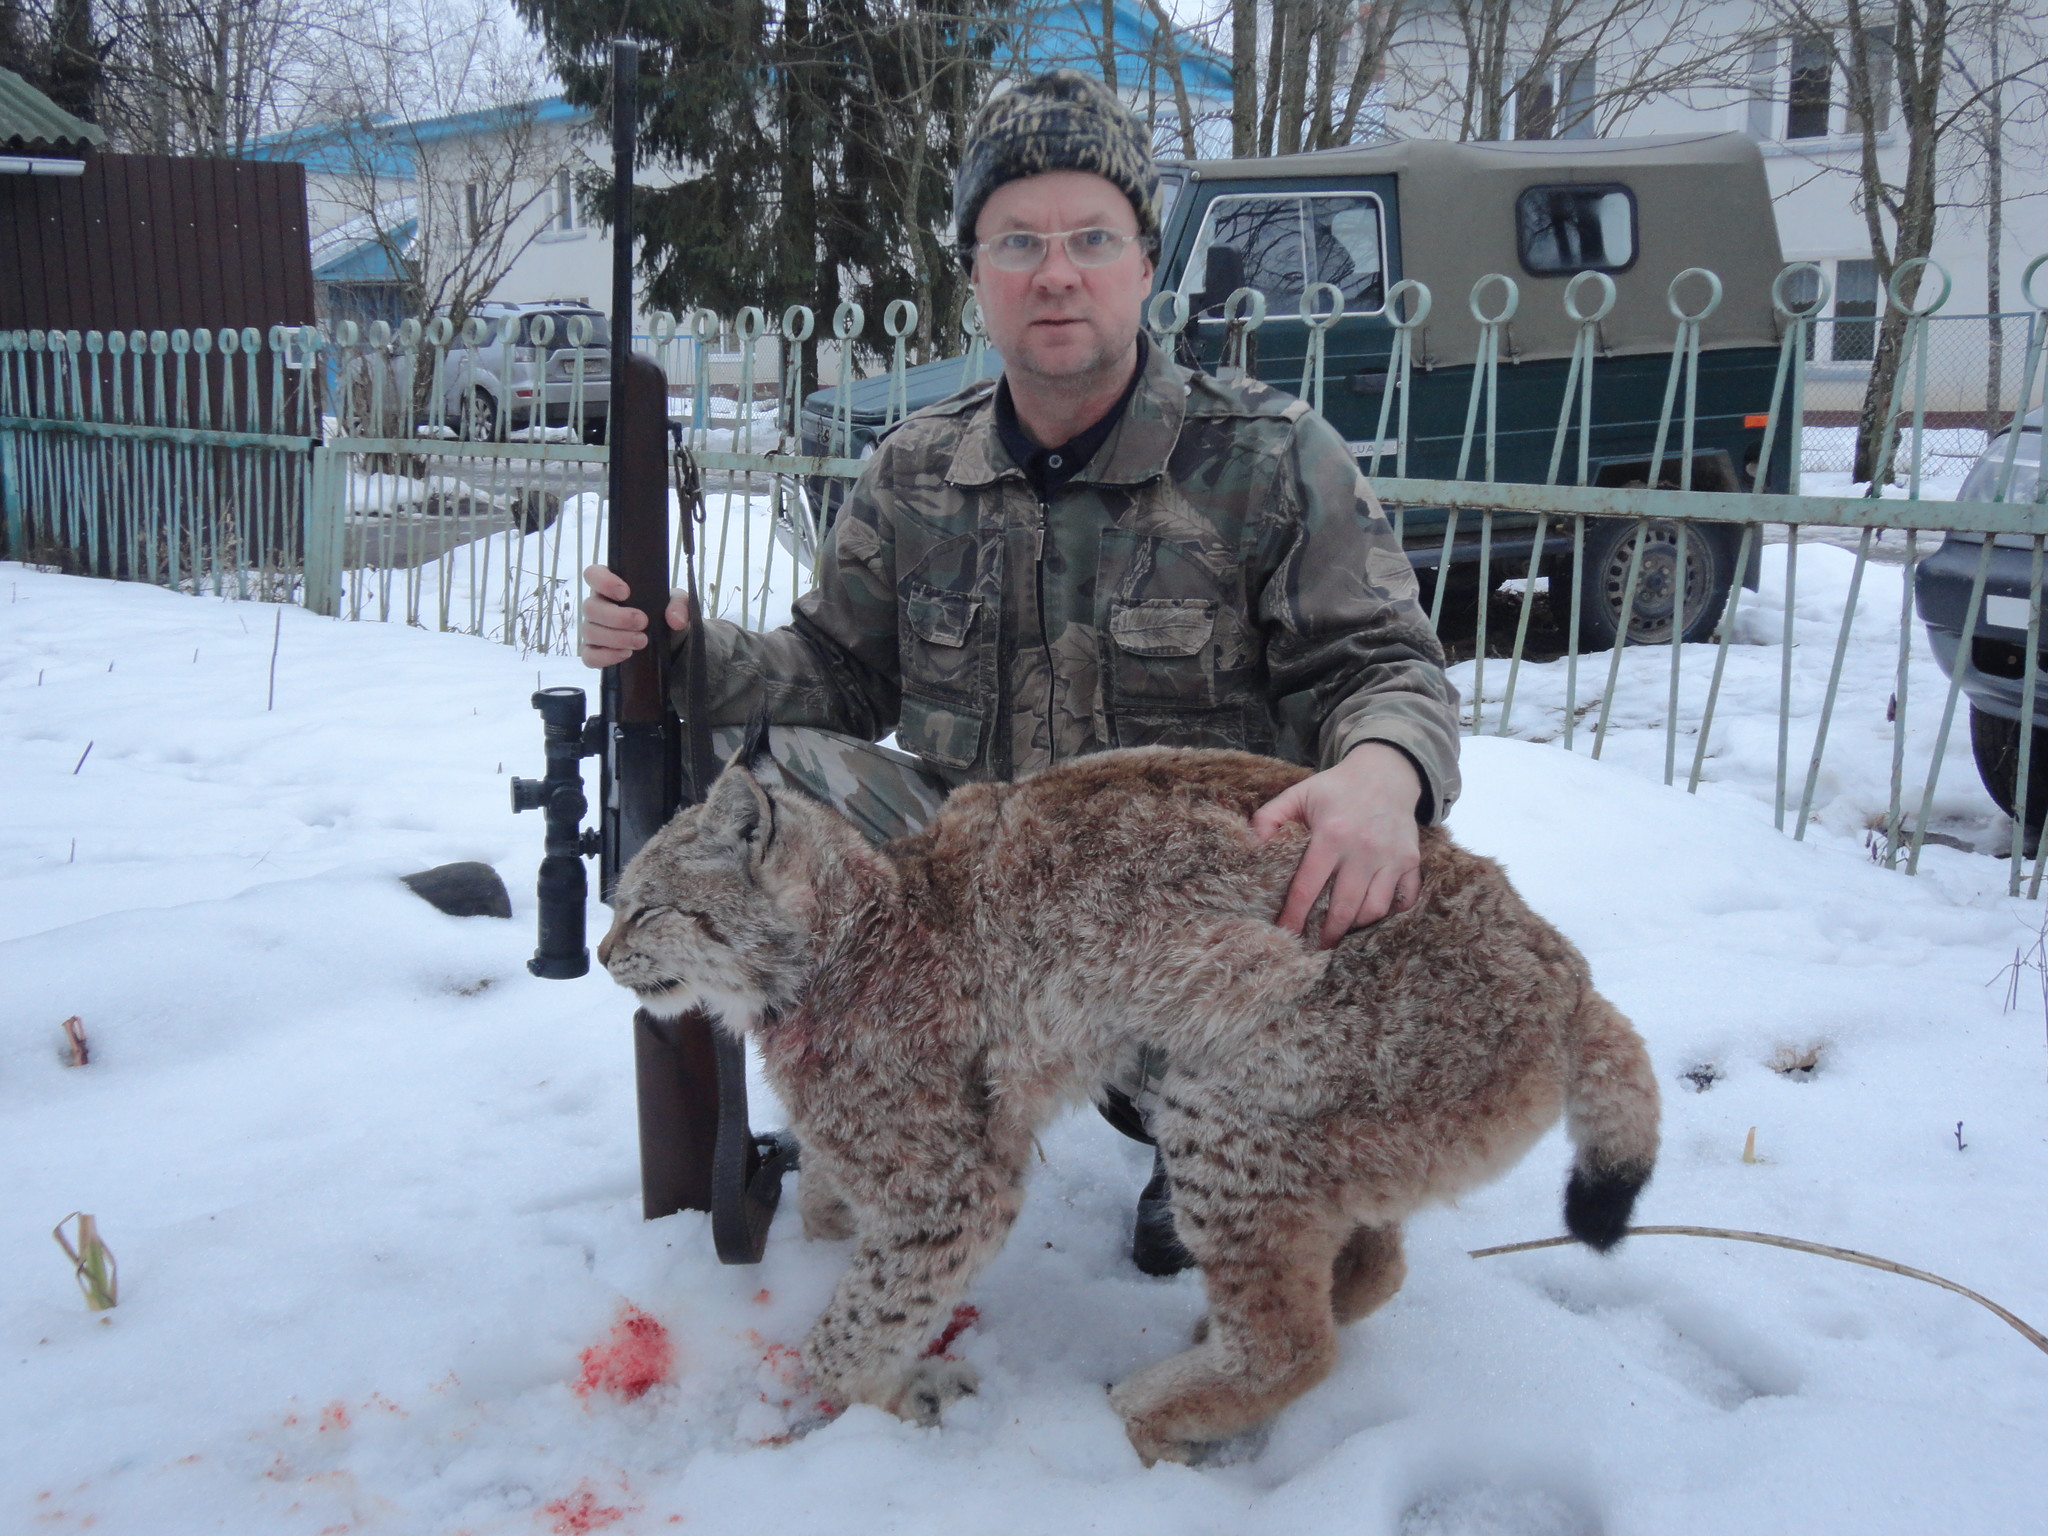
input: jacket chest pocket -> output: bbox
[1107,597,1217,709]
[896,532,990,770]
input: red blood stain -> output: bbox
[574,1306,674,1402]
[317,1402,349,1433]
[750,1289,771,1305]
[923,1305,980,1359]
[544,1483,635,1535]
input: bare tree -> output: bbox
[1940,0,2048,423]
[306,0,576,433]
[1233,0,1409,155]
[1756,0,2048,479]
[1381,0,1740,144]
[9,0,359,154]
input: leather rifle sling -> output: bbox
[672,445,788,1263]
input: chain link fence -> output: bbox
[1800,312,2040,480]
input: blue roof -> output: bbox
[1005,1,1233,100]
[256,13,1225,183]
[247,98,590,178]
[312,219,417,282]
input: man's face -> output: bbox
[970,169,1154,389]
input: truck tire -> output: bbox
[1969,705,2048,842]
[1573,517,1737,651]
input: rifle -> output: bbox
[509,39,791,1265]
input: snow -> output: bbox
[5,559,2047,1535]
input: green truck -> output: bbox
[800,131,1790,648]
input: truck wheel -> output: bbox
[1969,706,2048,840]
[1572,517,1736,651]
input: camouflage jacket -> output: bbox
[688,339,1462,819]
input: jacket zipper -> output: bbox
[1035,500,1057,764]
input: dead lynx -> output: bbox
[599,726,1659,1466]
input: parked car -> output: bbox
[340,299,613,442]
[1914,408,2047,836]
[800,133,1791,649]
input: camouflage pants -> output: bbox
[708,725,1166,1129]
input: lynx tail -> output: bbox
[1559,990,1660,1253]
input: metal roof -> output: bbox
[0,66,107,151]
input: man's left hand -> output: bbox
[1251,742,1425,948]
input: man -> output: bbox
[581,69,1461,1273]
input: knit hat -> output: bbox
[953,70,1160,270]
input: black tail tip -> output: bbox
[1564,1160,1650,1253]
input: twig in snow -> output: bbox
[52,1213,118,1312]
[1990,906,2048,1045]
[1469,1224,2048,1359]
[59,1016,89,1066]
[1741,1126,1761,1163]
[267,608,282,711]
[72,742,93,774]
[1955,1121,1967,1151]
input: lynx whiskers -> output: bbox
[599,723,1659,1465]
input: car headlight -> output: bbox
[1960,434,2040,505]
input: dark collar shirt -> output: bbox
[992,335,1151,501]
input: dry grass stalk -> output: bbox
[59,1016,89,1067]
[52,1213,118,1311]
[1741,1126,1760,1163]
[1468,1225,2048,1358]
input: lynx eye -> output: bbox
[630,906,672,928]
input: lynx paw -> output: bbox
[884,1357,980,1427]
[799,1189,855,1242]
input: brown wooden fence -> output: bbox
[1,153,320,575]
[1,152,317,333]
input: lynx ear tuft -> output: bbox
[740,708,775,775]
[702,759,767,847]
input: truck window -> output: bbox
[1181,193,1388,320]
[1516,185,1636,275]
[1308,195,1385,314]
[1182,195,1308,318]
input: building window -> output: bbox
[1514,55,1598,141]
[1786,34,1833,139]
[1832,258,1879,361]
[1844,26,1894,135]
[1746,38,1780,138]
[551,168,578,233]
[1780,262,1824,360]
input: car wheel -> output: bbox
[1572,517,1737,651]
[1969,705,2048,836]
[461,391,500,441]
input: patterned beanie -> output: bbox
[953,69,1160,270]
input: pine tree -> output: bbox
[514,0,1002,373]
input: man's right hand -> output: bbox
[580,563,693,669]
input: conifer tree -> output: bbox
[515,0,1002,372]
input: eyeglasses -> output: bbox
[974,227,1146,273]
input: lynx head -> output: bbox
[597,717,831,1029]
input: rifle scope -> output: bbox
[510,686,604,979]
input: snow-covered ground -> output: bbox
[4,558,2046,1536]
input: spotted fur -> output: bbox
[598,743,1659,1465]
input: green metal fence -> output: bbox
[8,255,2048,890]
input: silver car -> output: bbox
[440,301,613,441]
[1914,408,2047,840]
